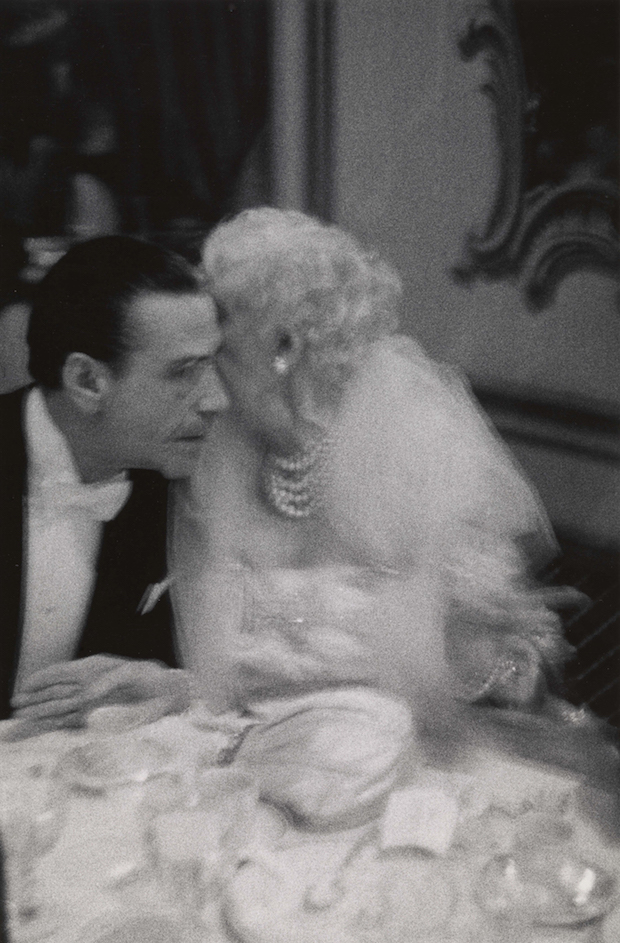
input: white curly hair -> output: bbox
[201,207,402,405]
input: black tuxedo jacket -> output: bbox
[0,387,177,719]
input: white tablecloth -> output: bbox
[1,710,619,943]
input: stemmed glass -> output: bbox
[140,764,258,935]
[0,762,68,942]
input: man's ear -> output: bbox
[61,352,111,414]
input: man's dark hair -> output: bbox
[27,235,202,388]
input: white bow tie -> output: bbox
[33,477,133,522]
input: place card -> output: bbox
[380,786,460,856]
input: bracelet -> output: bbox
[459,656,520,703]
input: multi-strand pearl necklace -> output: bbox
[262,435,331,519]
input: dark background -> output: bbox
[0,0,270,241]
[514,0,618,190]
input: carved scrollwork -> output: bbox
[454,0,619,311]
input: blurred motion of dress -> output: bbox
[175,335,564,717]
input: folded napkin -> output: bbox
[234,687,412,830]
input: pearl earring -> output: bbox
[273,355,289,375]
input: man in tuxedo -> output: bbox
[0,235,228,727]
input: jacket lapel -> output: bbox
[77,469,177,667]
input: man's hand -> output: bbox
[11,655,190,732]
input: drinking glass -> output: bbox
[147,765,258,933]
[0,764,68,941]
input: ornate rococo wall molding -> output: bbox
[454,0,619,311]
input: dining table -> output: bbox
[0,701,619,943]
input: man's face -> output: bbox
[101,291,228,479]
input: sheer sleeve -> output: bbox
[325,335,556,568]
[324,336,568,709]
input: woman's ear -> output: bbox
[61,352,110,414]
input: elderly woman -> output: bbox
[167,209,616,824]
[172,208,612,827]
[175,208,563,710]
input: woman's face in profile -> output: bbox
[216,300,300,453]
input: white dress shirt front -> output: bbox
[15,388,131,691]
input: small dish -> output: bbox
[57,737,172,792]
[475,852,618,927]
